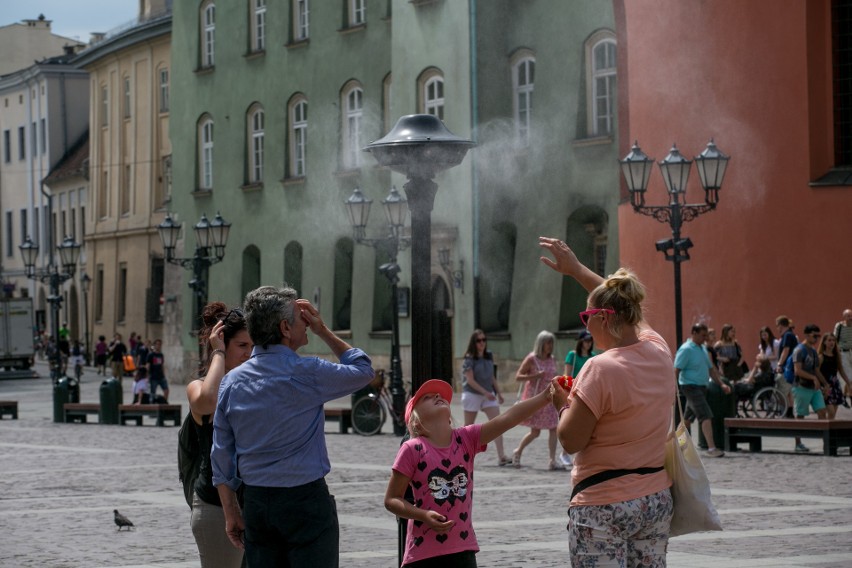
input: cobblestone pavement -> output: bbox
[2,363,851,567]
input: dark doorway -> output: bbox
[431,277,453,383]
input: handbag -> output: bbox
[665,396,723,537]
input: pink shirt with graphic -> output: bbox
[392,423,487,566]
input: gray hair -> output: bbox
[533,330,555,359]
[243,286,298,348]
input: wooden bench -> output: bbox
[725,418,852,456]
[324,407,352,434]
[0,400,18,419]
[63,403,101,423]
[119,404,182,427]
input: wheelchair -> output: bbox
[735,379,787,418]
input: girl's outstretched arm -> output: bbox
[384,470,455,533]
[479,389,550,445]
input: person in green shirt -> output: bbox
[564,329,598,377]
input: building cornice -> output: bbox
[0,62,87,94]
[72,13,172,69]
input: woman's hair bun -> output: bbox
[605,268,646,306]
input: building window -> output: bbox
[349,0,366,26]
[121,164,131,216]
[159,68,169,112]
[586,31,617,137]
[198,116,214,190]
[341,82,363,169]
[284,241,303,295]
[289,96,308,177]
[419,69,444,119]
[117,263,128,322]
[100,85,108,127]
[31,122,37,156]
[382,73,392,134]
[294,0,309,41]
[5,211,12,257]
[95,265,104,321]
[201,1,216,68]
[20,209,27,247]
[123,76,131,119]
[332,238,354,331]
[512,52,535,145]
[40,119,46,153]
[18,126,25,160]
[33,206,39,247]
[252,0,267,51]
[157,154,172,206]
[248,105,265,184]
[3,130,10,163]
[833,0,852,166]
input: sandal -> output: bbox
[548,460,566,471]
[512,450,521,468]
[498,455,513,467]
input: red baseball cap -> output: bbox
[405,379,454,424]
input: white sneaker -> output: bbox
[704,448,725,458]
[559,453,573,466]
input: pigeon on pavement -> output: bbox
[114,509,134,531]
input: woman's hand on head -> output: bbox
[539,237,582,276]
[208,320,226,351]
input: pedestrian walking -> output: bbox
[512,330,563,470]
[212,286,374,567]
[817,332,851,419]
[108,334,127,381]
[461,330,511,466]
[146,339,169,403]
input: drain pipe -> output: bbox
[469,0,480,328]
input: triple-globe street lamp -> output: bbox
[19,234,81,381]
[157,212,232,365]
[345,185,410,436]
[619,139,730,346]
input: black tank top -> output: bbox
[194,415,222,506]
[820,352,838,380]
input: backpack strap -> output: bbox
[570,466,664,500]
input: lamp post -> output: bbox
[80,271,91,364]
[363,114,474,395]
[345,185,409,436]
[620,139,730,346]
[19,234,82,381]
[157,212,232,365]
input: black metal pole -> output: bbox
[191,249,208,369]
[82,284,90,364]
[48,273,62,381]
[403,176,438,394]
[388,275,406,436]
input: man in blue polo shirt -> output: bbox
[674,323,731,458]
[212,286,375,567]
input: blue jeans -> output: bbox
[243,478,339,568]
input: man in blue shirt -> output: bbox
[674,323,731,458]
[212,286,375,567]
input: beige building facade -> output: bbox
[73,6,172,354]
[0,15,84,77]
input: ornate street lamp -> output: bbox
[363,114,474,395]
[157,212,232,365]
[19,234,81,382]
[345,185,409,435]
[80,272,92,364]
[620,139,730,345]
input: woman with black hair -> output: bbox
[186,302,253,568]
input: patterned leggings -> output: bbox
[567,488,673,567]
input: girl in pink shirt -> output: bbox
[540,236,676,568]
[385,379,551,567]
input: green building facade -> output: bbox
[168,0,618,386]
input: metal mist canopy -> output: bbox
[363,114,475,179]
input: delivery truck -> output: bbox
[0,297,35,370]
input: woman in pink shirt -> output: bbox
[540,236,675,567]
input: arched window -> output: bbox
[418,69,444,119]
[247,104,264,184]
[341,81,363,169]
[382,72,393,134]
[349,0,366,26]
[284,241,303,296]
[289,95,308,178]
[511,51,535,145]
[200,1,216,68]
[333,238,354,331]
[479,222,516,332]
[241,245,262,301]
[586,30,616,137]
[559,207,609,329]
[197,115,214,190]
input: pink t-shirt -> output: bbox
[570,328,675,506]
[392,423,487,566]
